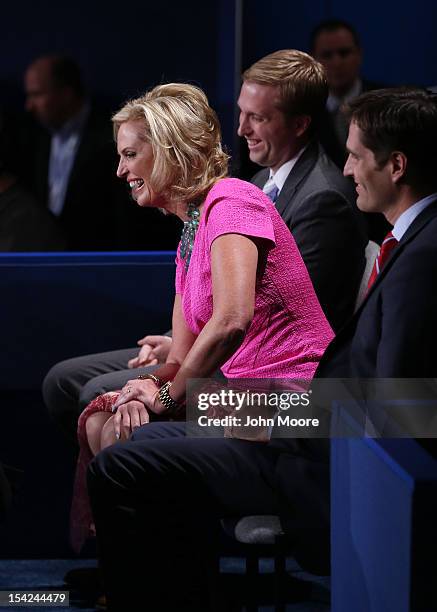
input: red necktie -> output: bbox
[367,231,398,291]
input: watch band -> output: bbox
[158,381,182,415]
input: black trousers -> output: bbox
[88,421,329,611]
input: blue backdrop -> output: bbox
[2,0,436,161]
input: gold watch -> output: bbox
[158,381,182,415]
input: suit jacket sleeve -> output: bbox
[288,189,365,332]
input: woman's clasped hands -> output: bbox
[111,378,161,440]
[111,378,172,440]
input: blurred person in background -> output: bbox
[311,19,390,241]
[22,54,177,250]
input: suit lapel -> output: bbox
[275,141,319,216]
[319,199,437,369]
[353,199,437,316]
[250,142,319,214]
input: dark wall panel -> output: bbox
[331,0,437,87]
[2,0,436,184]
[1,1,237,147]
[243,1,326,68]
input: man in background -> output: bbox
[22,55,132,250]
[22,55,181,251]
[310,20,390,242]
[311,19,384,168]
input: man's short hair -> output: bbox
[345,87,437,191]
[310,19,361,52]
[242,49,328,132]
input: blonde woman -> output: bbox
[72,83,333,560]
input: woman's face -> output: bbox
[116,120,167,208]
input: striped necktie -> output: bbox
[367,231,398,291]
[262,177,279,203]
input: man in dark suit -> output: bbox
[317,87,437,381]
[310,20,384,170]
[22,55,126,250]
[23,55,180,251]
[238,49,366,332]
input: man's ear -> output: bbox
[293,115,311,138]
[390,151,408,183]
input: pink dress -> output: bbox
[176,178,334,379]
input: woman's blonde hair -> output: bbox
[112,83,229,205]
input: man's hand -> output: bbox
[128,335,173,369]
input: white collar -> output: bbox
[268,144,308,192]
[392,192,437,241]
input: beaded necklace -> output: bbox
[180,203,200,271]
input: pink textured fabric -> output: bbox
[176,178,334,379]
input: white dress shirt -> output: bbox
[392,193,437,241]
[264,144,308,199]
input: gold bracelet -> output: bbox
[137,373,163,387]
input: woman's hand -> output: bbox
[113,399,149,440]
[128,335,173,369]
[113,377,170,415]
[113,378,175,418]
[113,379,159,411]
